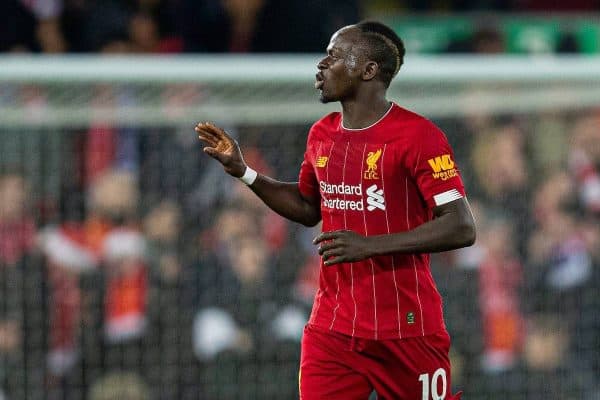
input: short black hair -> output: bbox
[354,21,405,88]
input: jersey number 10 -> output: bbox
[418,368,447,400]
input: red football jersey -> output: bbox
[298,103,466,340]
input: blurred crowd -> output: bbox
[1,0,599,55]
[0,0,360,54]
[0,115,313,399]
[0,92,599,399]
[433,109,600,399]
[0,1,599,399]
[372,0,600,11]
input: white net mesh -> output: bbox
[0,55,598,400]
[1,55,600,126]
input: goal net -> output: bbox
[0,55,598,400]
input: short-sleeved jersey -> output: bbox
[298,103,466,340]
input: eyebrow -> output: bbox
[327,46,343,55]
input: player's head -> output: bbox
[315,21,405,103]
[353,21,405,87]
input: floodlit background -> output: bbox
[0,1,599,399]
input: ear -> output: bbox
[362,61,379,81]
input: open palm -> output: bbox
[196,122,246,177]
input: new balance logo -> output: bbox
[366,184,385,211]
[316,156,328,168]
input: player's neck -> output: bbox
[340,96,392,130]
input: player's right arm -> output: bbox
[196,122,321,227]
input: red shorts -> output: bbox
[299,324,462,400]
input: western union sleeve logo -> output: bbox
[364,149,382,179]
[427,154,458,181]
[316,156,328,168]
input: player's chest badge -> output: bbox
[364,148,382,180]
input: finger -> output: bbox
[313,231,341,245]
[198,133,218,147]
[322,248,344,260]
[195,121,213,131]
[324,256,346,266]
[196,124,220,142]
[197,125,236,154]
[195,122,223,137]
[203,146,217,157]
[196,121,216,131]
[198,130,216,140]
[203,122,233,142]
[317,241,338,255]
[206,122,230,138]
[203,147,226,163]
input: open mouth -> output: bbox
[315,73,324,90]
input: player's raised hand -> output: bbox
[313,230,375,266]
[196,122,246,177]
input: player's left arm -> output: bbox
[314,197,475,266]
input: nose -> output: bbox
[317,56,328,70]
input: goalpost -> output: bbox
[0,55,599,127]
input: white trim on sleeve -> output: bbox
[433,189,464,206]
